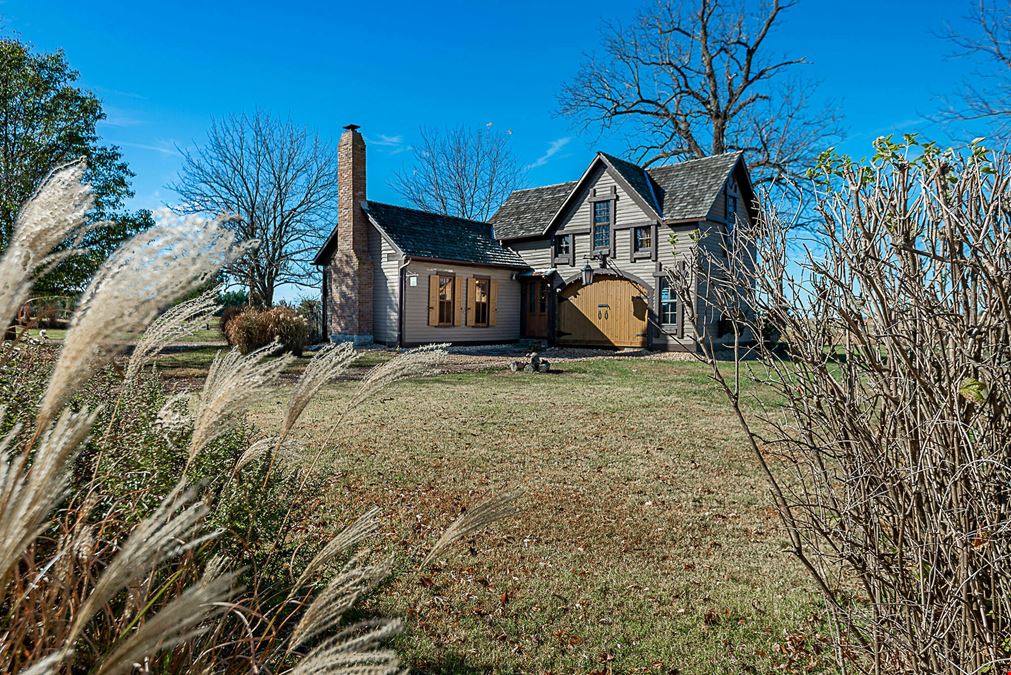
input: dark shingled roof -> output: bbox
[363,201,528,268]
[599,152,661,216]
[647,151,743,222]
[489,181,577,241]
[491,151,744,240]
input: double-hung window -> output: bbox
[659,276,678,326]
[633,225,653,259]
[554,234,571,259]
[472,278,490,327]
[437,275,454,326]
[592,201,611,250]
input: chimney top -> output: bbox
[343,123,361,132]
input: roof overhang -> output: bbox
[405,256,530,271]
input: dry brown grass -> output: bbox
[248,357,835,674]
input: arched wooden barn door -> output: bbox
[558,277,648,347]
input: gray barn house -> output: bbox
[314,124,755,351]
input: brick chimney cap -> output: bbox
[343,124,361,132]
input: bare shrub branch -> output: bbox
[670,138,1011,672]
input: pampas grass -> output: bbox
[125,285,221,380]
[0,159,92,329]
[37,212,247,429]
[421,490,521,567]
[188,342,293,465]
[1,166,517,674]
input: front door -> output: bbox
[523,279,549,338]
[558,277,648,348]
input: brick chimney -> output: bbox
[326,124,373,343]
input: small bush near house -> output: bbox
[225,306,308,355]
[219,304,243,342]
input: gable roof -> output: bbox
[491,151,747,241]
[489,180,577,241]
[599,152,661,215]
[362,201,528,268]
[647,151,744,223]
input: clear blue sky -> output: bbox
[0,0,994,296]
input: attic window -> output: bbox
[634,226,652,252]
[592,201,610,250]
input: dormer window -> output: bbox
[592,201,611,250]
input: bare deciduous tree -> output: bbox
[172,113,340,306]
[941,1,1011,138]
[391,126,521,222]
[559,0,839,189]
[670,138,1011,672]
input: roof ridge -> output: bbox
[646,151,742,172]
[598,150,641,166]
[365,199,492,227]
[510,180,579,193]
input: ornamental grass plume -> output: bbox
[0,408,97,590]
[288,619,403,675]
[188,342,293,465]
[288,554,389,652]
[36,212,248,429]
[295,506,382,589]
[421,490,521,567]
[0,159,92,329]
[280,342,359,443]
[350,343,448,410]
[125,285,221,380]
[67,482,215,643]
[94,565,239,675]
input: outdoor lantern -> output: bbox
[581,260,594,286]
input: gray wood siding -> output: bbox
[504,164,700,350]
[557,165,654,235]
[695,175,754,343]
[401,260,520,344]
[369,227,400,345]
[508,238,553,270]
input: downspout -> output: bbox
[397,256,411,348]
[318,264,328,343]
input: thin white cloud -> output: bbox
[116,140,183,158]
[527,136,572,169]
[369,133,403,147]
[366,133,412,155]
[101,105,145,128]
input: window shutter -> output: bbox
[428,275,439,326]
[466,277,477,326]
[568,236,575,267]
[651,224,659,262]
[489,280,498,326]
[454,276,464,327]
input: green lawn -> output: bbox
[151,344,394,379]
[248,358,834,674]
